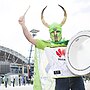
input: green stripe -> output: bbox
[33,48,42,90]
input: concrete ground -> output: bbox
[85,81,90,90]
[0,84,33,90]
[0,81,90,90]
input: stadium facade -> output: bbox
[0,45,29,75]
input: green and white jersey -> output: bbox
[33,39,77,90]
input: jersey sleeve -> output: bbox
[35,39,49,50]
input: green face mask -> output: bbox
[49,23,62,43]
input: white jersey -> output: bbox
[44,47,76,78]
[34,47,77,90]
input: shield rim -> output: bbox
[65,30,90,75]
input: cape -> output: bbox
[33,48,55,90]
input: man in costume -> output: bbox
[18,4,85,90]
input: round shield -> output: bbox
[66,30,90,75]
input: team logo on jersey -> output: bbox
[56,48,65,60]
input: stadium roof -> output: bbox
[0,45,28,64]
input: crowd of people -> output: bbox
[0,74,33,88]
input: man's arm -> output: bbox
[18,16,37,45]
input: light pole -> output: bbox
[28,29,39,79]
[28,29,39,65]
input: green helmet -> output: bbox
[49,23,62,33]
[49,23,62,43]
[41,4,67,43]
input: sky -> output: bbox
[0,0,90,59]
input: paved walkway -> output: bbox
[0,84,33,90]
[0,81,90,90]
[85,81,90,90]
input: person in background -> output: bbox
[0,77,1,86]
[19,75,21,86]
[13,78,15,87]
[4,75,8,88]
[18,4,85,90]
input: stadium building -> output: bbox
[0,45,30,76]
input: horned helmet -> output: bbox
[41,4,67,43]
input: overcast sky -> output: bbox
[0,0,90,58]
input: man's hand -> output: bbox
[18,16,25,26]
[18,5,30,26]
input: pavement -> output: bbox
[85,81,90,90]
[0,84,33,90]
[0,81,90,90]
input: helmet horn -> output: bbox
[58,4,67,26]
[41,4,67,28]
